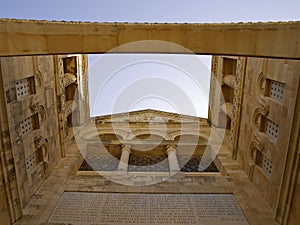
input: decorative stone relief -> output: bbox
[30,101,46,123]
[230,58,244,143]
[34,134,47,149]
[15,78,32,99]
[256,72,266,97]
[252,105,269,132]
[63,73,77,87]
[134,114,166,122]
[208,57,218,122]
[57,57,66,112]
[252,72,270,133]
[165,134,172,140]
[248,72,270,179]
[248,135,265,180]
[34,70,44,92]
[211,56,218,76]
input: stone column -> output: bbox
[117,145,131,173]
[166,145,180,174]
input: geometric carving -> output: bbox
[20,115,39,136]
[230,58,244,145]
[264,118,279,141]
[15,76,36,99]
[25,153,37,173]
[209,57,218,121]
[268,79,285,102]
[256,152,273,178]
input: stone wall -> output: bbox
[54,54,90,157]
[208,55,246,157]
[0,59,22,224]
[0,55,62,208]
[0,54,89,224]
[210,55,300,224]
[237,57,300,209]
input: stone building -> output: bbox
[209,56,300,223]
[78,110,219,181]
[0,54,89,224]
[0,19,299,225]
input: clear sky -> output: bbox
[1,1,299,117]
[0,0,299,23]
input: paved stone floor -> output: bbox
[48,192,249,225]
[14,143,278,225]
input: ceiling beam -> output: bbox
[0,19,299,59]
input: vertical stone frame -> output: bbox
[231,57,246,159]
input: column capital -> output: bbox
[165,144,176,153]
[121,144,131,153]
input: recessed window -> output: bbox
[25,147,43,174]
[260,116,279,142]
[63,56,77,74]
[15,76,36,99]
[256,151,273,178]
[26,153,36,173]
[222,58,237,76]
[20,114,39,136]
[266,79,285,102]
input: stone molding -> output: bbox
[248,72,269,179]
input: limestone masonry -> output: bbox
[0,19,299,225]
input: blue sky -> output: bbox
[1,1,299,117]
[1,0,299,23]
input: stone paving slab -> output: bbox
[48,192,249,225]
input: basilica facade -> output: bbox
[0,19,299,225]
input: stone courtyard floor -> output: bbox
[14,143,278,225]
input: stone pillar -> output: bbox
[166,145,180,174]
[117,145,131,173]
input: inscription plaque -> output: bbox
[49,192,249,225]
